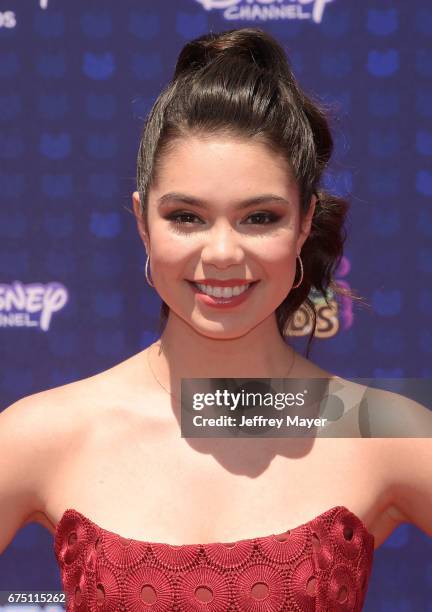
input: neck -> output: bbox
[149,311,297,389]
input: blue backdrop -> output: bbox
[1,0,431,609]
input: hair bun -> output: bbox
[173,27,290,80]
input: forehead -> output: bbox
[152,135,297,197]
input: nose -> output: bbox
[200,220,244,267]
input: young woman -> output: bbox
[1,27,431,611]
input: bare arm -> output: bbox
[372,391,432,537]
[394,438,432,537]
[389,432,432,537]
[0,393,54,555]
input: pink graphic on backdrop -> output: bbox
[335,256,354,330]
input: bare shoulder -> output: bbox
[3,373,103,435]
[4,348,153,444]
[314,370,432,437]
[1,378,94,481]
[352,382,432,437]
[0,363,127,520]
[1,381,85,456]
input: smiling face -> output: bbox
[133,135,316,339]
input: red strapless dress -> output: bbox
[54,505,374,611]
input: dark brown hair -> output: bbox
[135,27,366,356]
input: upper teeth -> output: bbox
[195,283,251,297]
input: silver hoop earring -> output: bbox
[292,254,304,289]
[145,254,154,288]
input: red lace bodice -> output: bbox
[54,505,374,611]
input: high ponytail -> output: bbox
[136,27,366,356]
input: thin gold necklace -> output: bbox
[146,342,180,400]
[146,342,297,403]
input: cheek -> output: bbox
[150,228,194,269]
[152,252,185,280]
[255,240,298,296]
[255,239,296,269]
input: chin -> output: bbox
[193,318,261,340]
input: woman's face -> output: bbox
[133,135,316,339]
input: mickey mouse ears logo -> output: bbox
[195,0,241,8]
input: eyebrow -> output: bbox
[157,192,291,210]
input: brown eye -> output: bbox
[166,210,280,230]
[245,212,280,225]
[167,212,203,225]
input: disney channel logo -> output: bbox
[0,281,68,331]
[194,0,335,23]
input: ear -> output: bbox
[132,191,150,253]
[296,193,317,253]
